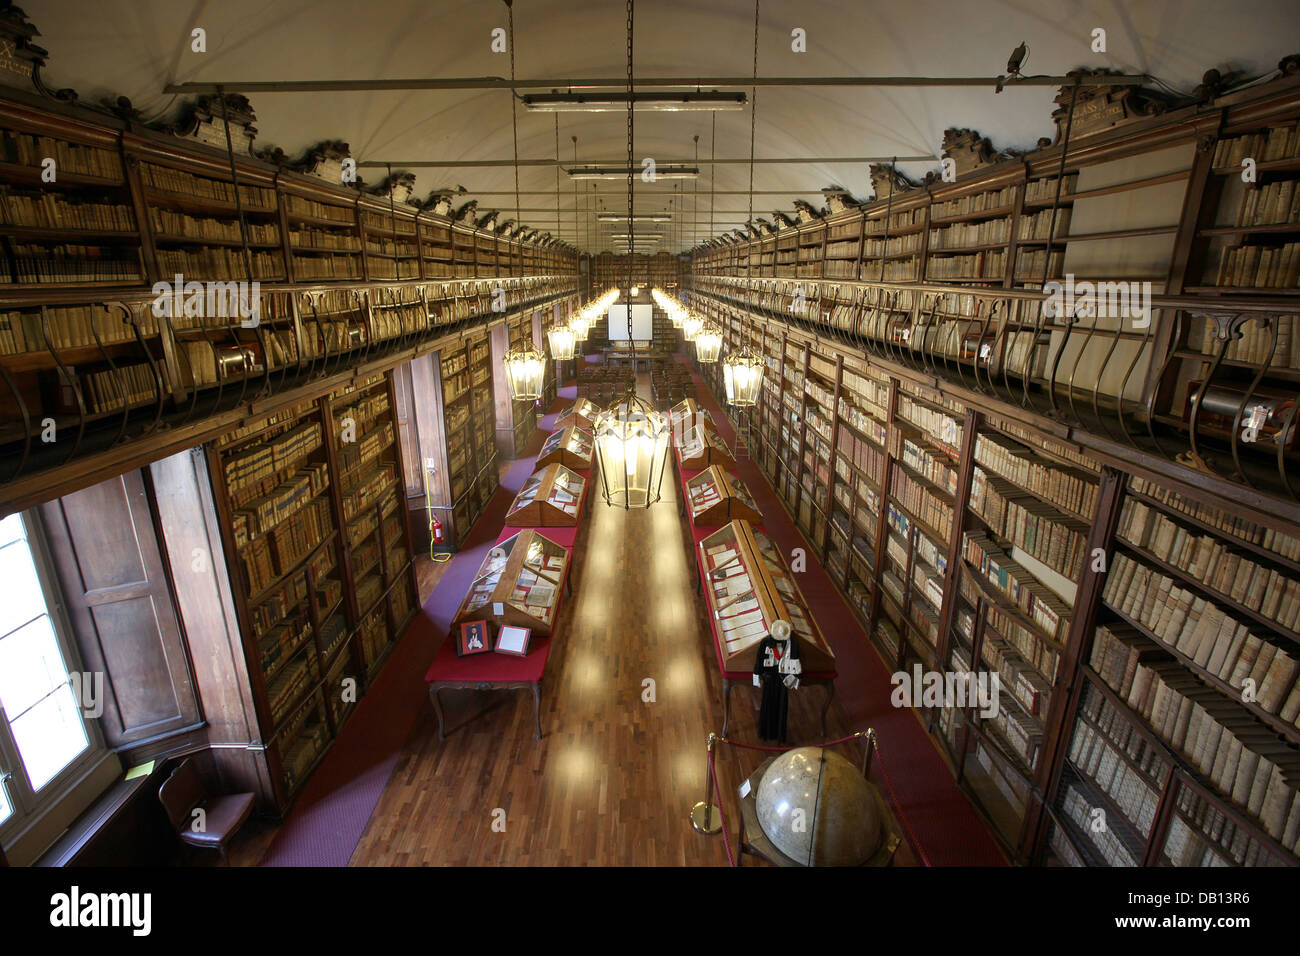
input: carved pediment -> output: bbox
[256,143,291,168]
[0,2,51,94]
[792,199,823,224]
[771,211,797,230]
[477,209,502,231]
[821,188,860,215]
[178,93,258,156]
[868,164,918,201]
[421,192,457,217]
[372,171,417,205]
[941,127,1010,177]
[455,199,479,224]
[751,217,776,236]
[1051,70,1177,142]
[296,140,353,183]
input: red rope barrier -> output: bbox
[718,732,865,753]
[706,747,737,867]
[869,738,932,867]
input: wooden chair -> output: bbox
[158,758,256,865]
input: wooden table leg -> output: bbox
[531,683,542,740]
[430,686,447,741]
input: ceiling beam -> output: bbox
[358,155,935,168]
[165,73,1149,95]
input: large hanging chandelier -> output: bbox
[723,345,764,407]
[547,321,576,361]
[694,322,723,363]
[504,343,545,401]
[594,391,670,508]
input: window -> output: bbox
[0,511,113,863]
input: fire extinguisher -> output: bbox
[430,512,444,545]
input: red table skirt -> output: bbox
[425,634,551,683]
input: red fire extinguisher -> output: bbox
[430,512,444,545]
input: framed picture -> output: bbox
[495,625,531,657]
[458,620,492,657]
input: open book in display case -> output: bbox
[453,529,570,638]
[686,465,763,526]
[698,519,835,673]
[536,424,594,471]
[506,463,586,527]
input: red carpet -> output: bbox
[682,355,1007,866]
[258,393,565,866]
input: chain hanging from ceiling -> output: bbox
[744,0,760,323]
[624,0,635,341]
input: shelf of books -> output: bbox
[205,399,343,810]
[452,528,569,637]
[430,333,499,547]
[359,196,420,281]
[326,373,418,681]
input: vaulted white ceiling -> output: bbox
[20,0,1300,251]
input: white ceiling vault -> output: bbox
[19,0,1300,252]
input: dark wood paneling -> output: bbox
[39,470,200,751]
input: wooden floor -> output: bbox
[350,399,898,866]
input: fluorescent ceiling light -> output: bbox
[523,91,746,112]
[567,166,699,180]
[598,214,672,222]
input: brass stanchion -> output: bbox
[690,732,723,835]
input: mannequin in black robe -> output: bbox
[752,620,801,742]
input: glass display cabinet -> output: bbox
[453,529,570,637]
[506,463,586,527]
[536,425,594,471]
[678,418,735,471]
[698,519,835,672]
[555,397,601,431]
[670,397,714,443]
[686,465,762,526]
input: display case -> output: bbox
[453,529,570,637]
[506,463,587,527]
[670,397,715,437]
[698,519,835,672]
[678,419,735,471]
[536,425,594,471]
[686,465,762,526]
[555,397,602,431]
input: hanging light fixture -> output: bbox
[501,0,543,402]
[594,390,670,508]
[682,309,704,342]
[723,345,764,407]
[694,322,723,363]
[630,284,640,297]
[568,307,591,343]
[547,320,577,361]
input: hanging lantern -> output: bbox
[668,305,684,330]
[694,323,723,363]
[593,392,670,509]
[722,345,764,407]
[569,309,591,343]
[630,285,640,297]
[503,344,545,401]
[682,310,704,342]
[547,322,576,361]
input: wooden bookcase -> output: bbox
[195,369,417,813]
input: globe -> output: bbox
[755,747,883,866]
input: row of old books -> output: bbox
[1068,717,1162,838]
[928,216,1011,250]
[888,463,953,542]
[1103,552,1300,722]
[863,232,922,259]
[234,462,330,548]
[0,129,123,179]
[289,226,362,251]
[1126,475,1300,562]
[1236,178,1300,226]
[931,184,1018,220]
[1214,241,1300,288]
[975,430,1097,519]
[3,243,141,284]
[80,361,161,413]
[1023,173,1079,204]
[0,304,161,353]
[266,648,320,726]
[282,194,355,223]
[980,625,1053,717]
[901,435,959,495]
[1060,779,1139,866]
[1120,653,1300,852]
[1213,128,1300,167]
[224,419,322,493]
[149,207,279,244]
[156,246,284,281]
[969,468,1089,579]
[964,531,1070,644]
[0,187,135,231]
[959,569,1063,685]
[1118,498,1300,633]
[139,163,274,208]
[927,248,1006,280]
[1192,312,1299,369]
[291,253,363,280]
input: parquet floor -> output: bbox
[350,396,888,866]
